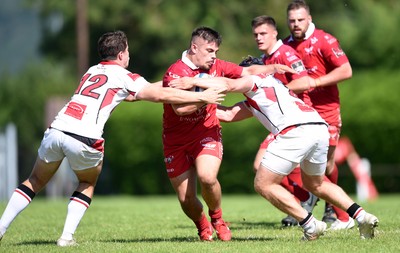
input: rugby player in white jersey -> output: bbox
[0,30,225,247]
[170,73,379,241]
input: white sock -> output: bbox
[301,215,317,233]
[354,209,366,224]
[0,187,34,233]
[60,194,90,240]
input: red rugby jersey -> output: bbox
[284,27,349,125]
[162,54,243,146]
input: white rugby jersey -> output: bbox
[243,74,326,135]
[51,62,148,139]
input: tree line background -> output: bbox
[1,0,399,195]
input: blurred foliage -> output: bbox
[1,0,400,194]
[0,60,75,179]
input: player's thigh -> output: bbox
[255,163,286,190]
[169,168,198,201]
[26,157,63,192]
[74,161,102,184]
[301,171,324,192]
[195,154,222,184]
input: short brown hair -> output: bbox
[287,0,310,14]
[251,15,277,30]
[191,26,222,46]
[97,30,128,60]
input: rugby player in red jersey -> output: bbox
[283,0,354,230]
[162,26,294,241]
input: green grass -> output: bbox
[0,194,399,252]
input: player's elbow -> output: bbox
[342,63,353,80]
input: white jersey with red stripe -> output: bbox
[51,61,148,139]
[243,74,326,135]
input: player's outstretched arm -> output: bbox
[171,76,253,94]
[170,77,229,92]
[136,83,225,104]
[241,64,297,76]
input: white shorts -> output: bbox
[261,124,329,176]
[38,128,104,171]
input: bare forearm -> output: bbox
[311,62,352,88]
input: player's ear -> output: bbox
[191,42,198,53]
[117,51,124,60]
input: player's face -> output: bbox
[253,24,278,54]
[191,38,219,70]
[287,8,311,41]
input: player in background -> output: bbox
[250,15,319,227]
[284,0,354,230]
[162,26,295,241]
[0,30,226,247]
[169,73,379,241]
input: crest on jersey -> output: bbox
[304,46,314,54]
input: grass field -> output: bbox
[0,194,399,252]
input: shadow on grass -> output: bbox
[16,239,55,246]
[99,221,283,243]
[100,236,274,243]
[175,220,279,230]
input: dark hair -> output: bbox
[191,26,222,46]
[97,30,128,60]
[287,0,310,14]
[251,15,277,30]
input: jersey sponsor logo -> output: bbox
[64,101,87,120]
[200,137,217,150]
[332,47,345,58]
[202,143,217,150]
[291,61,306,72]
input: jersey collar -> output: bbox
[99,61,119,66]
[181,50,199,70]
[270,39,283,55]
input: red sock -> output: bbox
[194,213,210,230]
[332,205,350,221]
[287,167,310,202]
[209,208,222,222]
[281,176,294,194]
[326,163,339,184]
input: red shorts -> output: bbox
[318,110,341,146]
[163,129,223,178]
